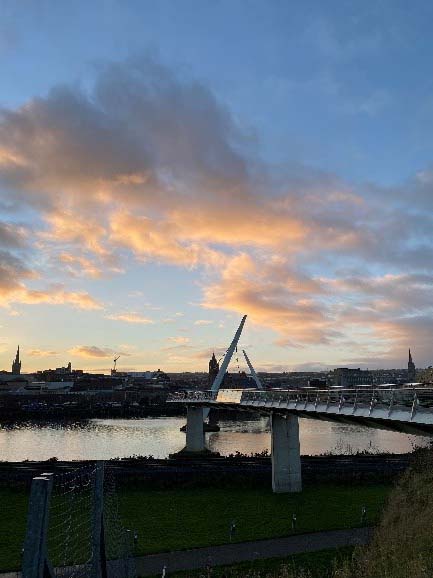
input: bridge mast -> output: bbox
[211,315,247,393]
[242,349,263,390]
[202,315,247,420]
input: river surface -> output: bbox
[0,416,431,461]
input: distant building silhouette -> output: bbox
[333,367,373,387]
[208,352,219,387]
[11,345,21,375]
[208,351,255,389]
[408,348,416,382]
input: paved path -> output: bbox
[0,527,373,578]
[135,527,373,576]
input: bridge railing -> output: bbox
[168,387,433,418]
[240,387,433,415]
[167,390,218,403]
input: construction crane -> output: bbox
[112,355,120,374]
[242,349,263,389]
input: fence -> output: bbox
[21,462,136,578]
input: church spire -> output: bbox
[11,345,21,375]
[408,348,416,382]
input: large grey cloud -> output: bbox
[0,56,251,211]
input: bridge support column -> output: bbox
[271,413,302,493]
[185,406,205,452]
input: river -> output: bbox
[0,416,430,461]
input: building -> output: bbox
[0,375,29,393]
[221,371,255,389]
[125,369,170,383]
[70,376,122,392]
[35,364,83,382]
[23,381,73,394]
[11,345,21,375]
[408,349,416,382]
[418,367,433,383]
[308,377,328,388]
[206,352,255,389]
[208,352,219,387]
[333,368,373,387]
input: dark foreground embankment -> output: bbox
[0,454,412,488]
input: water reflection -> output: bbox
[0,416,430,461]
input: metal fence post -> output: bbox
[40,474,55,578]
[22,475,54,578]
[92,461,108,578]
[123,527,137,578]
[410,393,418,420]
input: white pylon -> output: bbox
[203,315,247,419]
[210,315,247,393]
[242,349,263,389]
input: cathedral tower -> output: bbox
[12,345,21,375]
[208,352,219,387]
[408,348,416,382]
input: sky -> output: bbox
[1,0,433,373]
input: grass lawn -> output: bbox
[154,546,355,578]
[0,488,29,572]
[120,484,389,557]
[0,484,389,572]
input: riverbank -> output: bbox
[0,454,411,488]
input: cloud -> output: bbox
[69,345,122,358]
[106,312,154,324]
[110,212,228,269]
[28,349,60,357]
[128,290,144,298]
[0,249,34,295]
[167,336,190,344]
[15,287,103,310]
[192,346,228,360]
[2,55,433,366]
[0,55,249,211]
[58,253,105,279]
[0,226,102,311]
[0,217,104,311]
[202,253,332,346]
[194,319,213,325]
[161,343,195,353]
[0,221,28,247]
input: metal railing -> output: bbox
[167,390,217,403]
[167,387,433,421]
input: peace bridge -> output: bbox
[167,386,433,493]
[167,314,433,493]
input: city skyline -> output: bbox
[0,341,423,376]
[2,1,433,372]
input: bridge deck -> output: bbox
[168,387,433,435]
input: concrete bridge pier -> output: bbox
[271,413,302,493]
[185,406,206,452]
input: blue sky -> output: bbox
[1,0,433,372]
[4,0,433,185]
